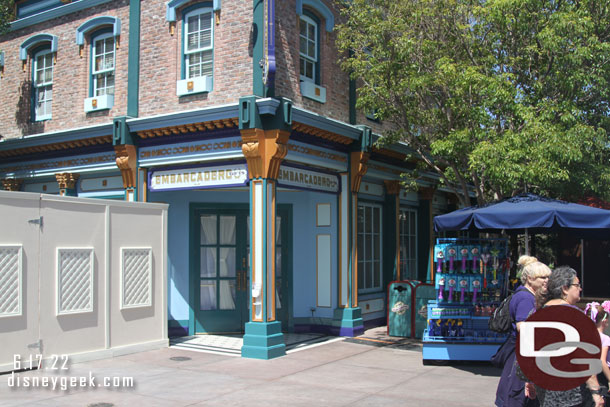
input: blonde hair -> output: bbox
[518,255,551,284]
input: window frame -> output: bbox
[357,201,383,293]
[299,12,320,84]
[399,207,418,281]
[90,30,116,97]
[32,47,53,122]
[182,6,214,80]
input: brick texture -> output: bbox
[0,0,389,141]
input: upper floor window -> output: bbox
[33,48,53,121]
[299,14,318,84]
[91,32,115,97]
[184,8,213,79]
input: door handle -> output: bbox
[242,257,246,269]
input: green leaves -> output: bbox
[336,0,610,205]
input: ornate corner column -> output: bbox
[114,144,137,202]
[1,179,22,191]
[113,116,139,201]
[384,180,400,280]
[239,96,291,360]
[55,173,80,196]
[332,126,371,337]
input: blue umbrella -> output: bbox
[434,193,610,237]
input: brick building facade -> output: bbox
[0,0,450,359]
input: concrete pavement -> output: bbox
[0,329,501,407]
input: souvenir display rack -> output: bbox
[422,237,510,361]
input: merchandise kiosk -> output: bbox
[422,238,510,361]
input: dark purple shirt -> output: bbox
[509,286,535,335]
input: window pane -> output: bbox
[300,21,306,36]
[373,261,380,288]
[188,15,199,33]
[200,247,216,277]
[104,53,114,70]
[410,212,416,234]
[300,37,307,54]
[188,32,198,51]
[200,281,217,310]
[276,250,282,277]
[106,74,115,95]
[219,248,235,277]
[365,206,372,233]
[357,233,363,262]
[366,262,372,289]
[300,58,305,77]
[308,40,315,58]
[365,234,371,262]
[358,261,364,289]
[200,215,217,244]
[219,280,236,310]
[306,60,313,79]
[373,207,380,233]
[276,216,282,245]
[308,24,315,39]
[374,234,380,261]
[219,216,236,245]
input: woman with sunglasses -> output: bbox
[522,266,604,407]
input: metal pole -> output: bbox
[581,239,585,293]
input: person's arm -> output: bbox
[586,374,605,407]
[601,345,610,383]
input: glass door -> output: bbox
[195,209,248,333]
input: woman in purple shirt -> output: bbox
[495,255,551,407]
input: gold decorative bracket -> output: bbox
[240,129,290,180]
[350,151,369,193]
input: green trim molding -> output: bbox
[76,16,121,46]
[296,0,334,32]
[20,33,58,60]
[127,0,141,117]
[11,0,114,32]
[166,0,221,21]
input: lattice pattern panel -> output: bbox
[122,248,152,308]
[0,246,22,317]
[57,248,94,314]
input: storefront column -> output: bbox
[384,180,400,281]
[332,126,371,336]
[113,116,138,202]
[1,179,22,191]
[55,173,79,196]
[239,96,292,359]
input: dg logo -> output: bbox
[516,305,602,391]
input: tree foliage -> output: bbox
[0,0,14,36]
[336,0,610,206]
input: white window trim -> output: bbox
[91,32,116,97]
[358,202,383,293]
[399,207,418,281]
[33,48,53,121]
[184,7,214,80]
[299,14,317,83]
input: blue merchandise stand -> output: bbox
[422,238,509,362]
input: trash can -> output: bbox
[412,282,436,339]
[387,281,416,337]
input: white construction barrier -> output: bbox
[0,191,168,372]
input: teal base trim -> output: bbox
[241,321,286,359]
[331,307,364,336]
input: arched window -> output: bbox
[32,47,54,121]
[175,4,215,96]
[299,14,318,84]
[183,7,214,80]
[91,30,116,97]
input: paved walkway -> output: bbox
[0,328,501,406]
